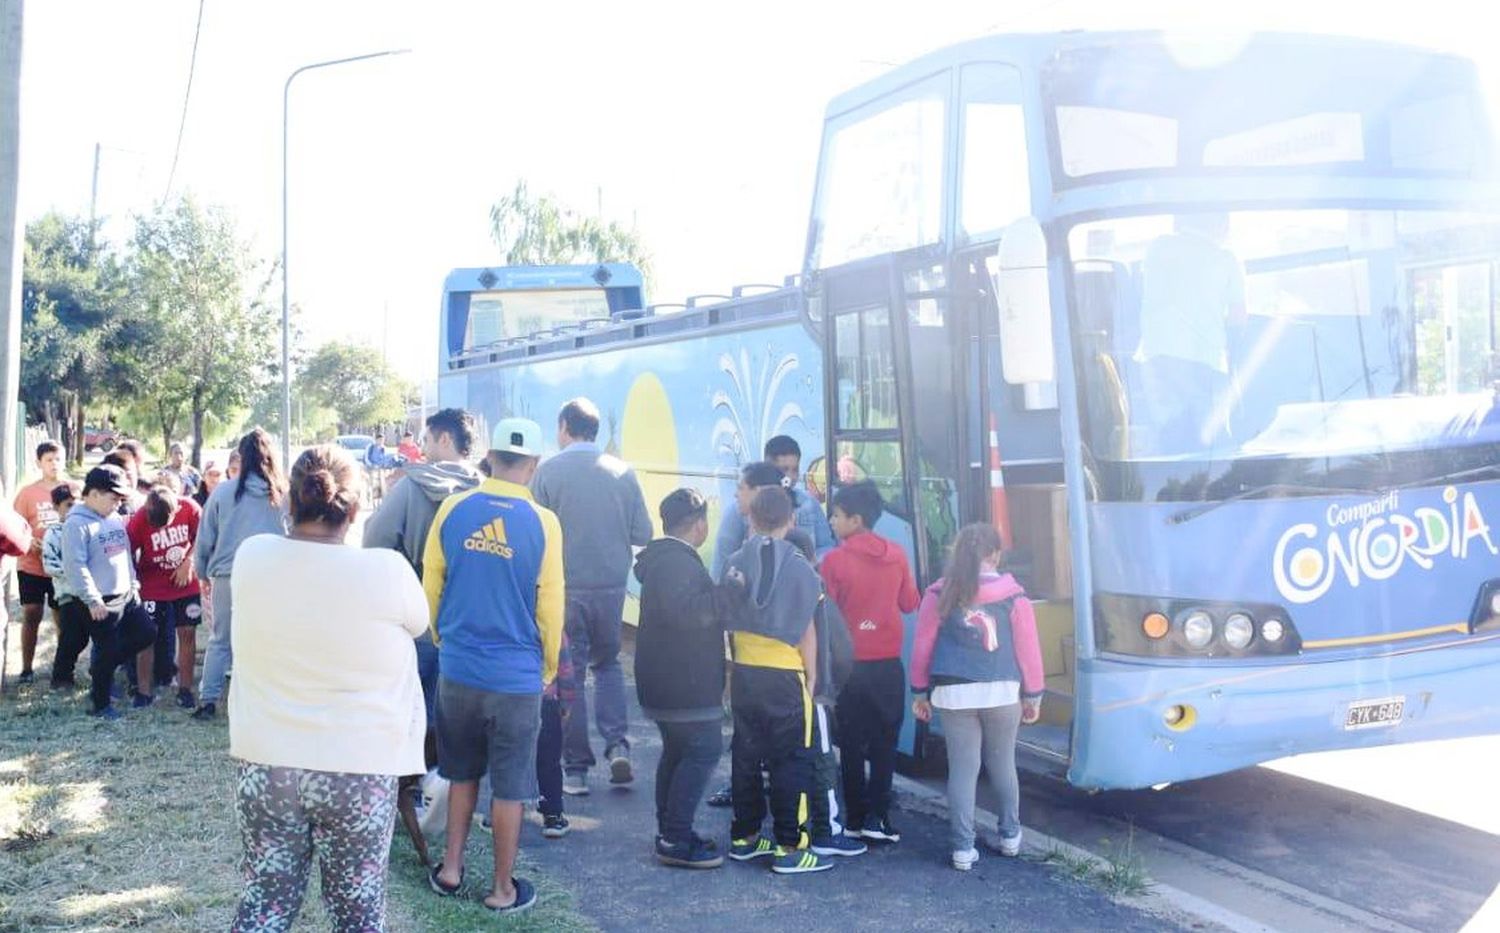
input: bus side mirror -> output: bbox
[991,216,1057,386]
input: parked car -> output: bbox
[334,434,376,457]
[84,425,120,452]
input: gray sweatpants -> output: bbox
[937,702,1022,852]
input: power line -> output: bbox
[162,0,205,202]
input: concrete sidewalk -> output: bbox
[518,670,1193,933]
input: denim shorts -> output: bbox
[435,678,541,802]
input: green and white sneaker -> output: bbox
[728,836,776,861]
[771,846,833,874]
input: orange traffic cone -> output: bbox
[988,412,1014,551]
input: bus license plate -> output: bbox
[1344,696,1405,730]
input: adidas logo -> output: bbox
[858,619,878,631]
[463,517,514,558]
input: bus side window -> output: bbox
[959,63,1031,243]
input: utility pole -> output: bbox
[89,142,99,234]
[0,0,25,497]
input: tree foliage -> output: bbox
[297,340,410,432]
[125,196,278,464]
[489,180,652,282]
[20,213,131,461]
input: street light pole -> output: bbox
[282,48,410,468]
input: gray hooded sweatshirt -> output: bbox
[195,474,289,579]
[725,534,822,648]
[362,461,482,576]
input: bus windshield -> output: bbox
[1044,38,1492,182]
[1068,208,1500,500]
[462,287,613,350]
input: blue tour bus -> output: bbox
[437,31,1500,789]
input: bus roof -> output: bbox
[822,30,1473,120]
[443,262,644,295]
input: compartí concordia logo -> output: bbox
[1272,487,1498,604]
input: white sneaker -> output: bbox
[995,829,1023,857]
[952,848,979,871]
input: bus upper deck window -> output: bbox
[959,63,1032,241]
[810,73,947,270]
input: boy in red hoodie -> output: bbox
[820,481,920,843]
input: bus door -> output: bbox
[819,251,963,757]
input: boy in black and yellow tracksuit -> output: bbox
[724,487,831,874]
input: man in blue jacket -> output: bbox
[713,436,834,581]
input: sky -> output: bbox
[16,0,1500,384]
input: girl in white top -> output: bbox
[228,444,427,933]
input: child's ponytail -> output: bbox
[937,523,1004,619]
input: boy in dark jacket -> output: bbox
[724,487,831,875]
[634,488,726,869]
[821,481,920,843]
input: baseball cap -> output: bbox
[83,464,134,497]
[659,487,708,531]
[490,417,543,457]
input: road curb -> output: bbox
[892,773,1269,933]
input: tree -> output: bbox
[297,340,409,432]
[20,213,130,463]
[489,180,653,282]
[127,196,277,465]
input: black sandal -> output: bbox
[428,862,463,897]
[483,877,537,915]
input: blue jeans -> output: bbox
[537,697,564,816]
[654,718,722,843]
[199,576,234,704]
[413,635,439,727]
[562,587,629,774]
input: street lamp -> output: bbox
[282,48,410,468]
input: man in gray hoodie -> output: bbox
[363,407,482,722]
[533,397,653,793]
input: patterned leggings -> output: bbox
[232,763,398,933]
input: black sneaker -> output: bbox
[17,670,34,685]
[50,677,76,690]
[90,705,121,721]
[542,814,570,839]
[132,692,154,709]
[606,743,633,785]
[176,688,196,709]
[812,833,867,857]
[707,784,733,808]
[843,818,864,838]
[656,834,723,869]
[191,702,217,721]
[862,815,901,843]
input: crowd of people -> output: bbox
[5,398,1044,930]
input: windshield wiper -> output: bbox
[1168,482,1377,526]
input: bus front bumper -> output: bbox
[1067,634,1500,790]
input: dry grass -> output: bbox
[0,612,592,932]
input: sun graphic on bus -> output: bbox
[1289,548,1325,589]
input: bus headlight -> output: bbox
[1261,618,1286,643]
[1224,613,1254,649]
[1182,610,1214,648]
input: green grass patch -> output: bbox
[1,615,593,931]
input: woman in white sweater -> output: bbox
[228,444,428,932]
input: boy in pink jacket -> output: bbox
[909,523,1044,871]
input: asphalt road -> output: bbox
[925,736,1500,932]
[520,676,1195,933]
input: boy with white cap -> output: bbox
[422,418,563,916]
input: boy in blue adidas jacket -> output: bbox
[422,418,563,917]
